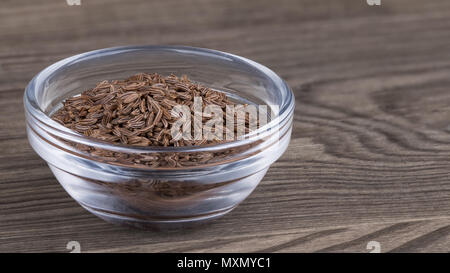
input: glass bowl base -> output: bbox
[80,203,236,230]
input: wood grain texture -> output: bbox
[1,0,450,252]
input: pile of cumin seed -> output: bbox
[52,73,240,147]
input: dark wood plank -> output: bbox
[1,0,450,252]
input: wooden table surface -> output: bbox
[1,0,450,253]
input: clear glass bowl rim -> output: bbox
[24,45,295,153]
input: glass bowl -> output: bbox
[24,46,295,229]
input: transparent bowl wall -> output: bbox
[24,46,295,229]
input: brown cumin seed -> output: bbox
[51,73,252,154]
